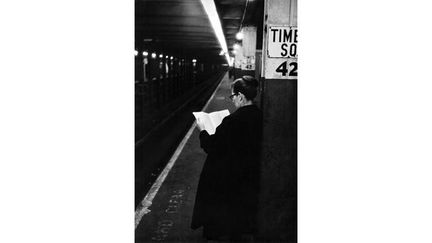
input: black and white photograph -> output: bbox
[1,0,432,242]
[134,0,297,242]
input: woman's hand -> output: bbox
[196,118,205,131]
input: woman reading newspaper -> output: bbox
[191,76,263,242]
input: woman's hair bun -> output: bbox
[242,75,259,88]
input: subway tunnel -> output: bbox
[135,0,297,242]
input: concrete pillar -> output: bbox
[233,43,243,79]
[240,26,257,77]
[233,26,258,79]
[258,0,297,241]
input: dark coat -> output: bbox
[191,105,263,238]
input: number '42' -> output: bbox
[276,61,298,76]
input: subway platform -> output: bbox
[135,73,237,242]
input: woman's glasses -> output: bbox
[228,93,239,100]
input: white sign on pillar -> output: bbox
[267,26,297,58]
[265,26,297,79]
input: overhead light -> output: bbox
[200,0,229,64]
[236,32,244,40]
[134,50,138,56]
[233,43,241,50]
[192,59,197,63]
[166,56,169,58]
[151,53,156,58]
[159,54,163,58]
[143,51,148,57]
[170,56,174,60]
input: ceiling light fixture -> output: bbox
[200,0,230,64]
[143,51,148,57]
[236,32,244,40]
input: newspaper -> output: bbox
[192,109,230,135]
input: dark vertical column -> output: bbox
[143,54,150,108]
[258,0,297,242]
[259,78,297,241]
[173,58,179,97]
[170,58,174,97]
[135,48,144,83]
[135,47,144,119]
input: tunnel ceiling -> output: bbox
[135,0,263,64]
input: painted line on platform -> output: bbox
[135,73,228,229]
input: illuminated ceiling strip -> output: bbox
[200,0,229,63]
